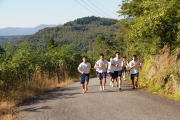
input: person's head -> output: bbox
[132,55,137,61]
[82,56,87,63]
[115,52,120,58]
[109,56,113,61]
[123,56,126,60]
[99,53,104,60]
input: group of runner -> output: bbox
[77,52,141,94]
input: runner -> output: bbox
[94,53,108,91]
[107,57,116,87]
[129,55,141,89]
[112,52,123,91]
[122,56,128,81]
[77,56,91,94]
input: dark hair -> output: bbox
[133,55,137,58]
[82,56,87,59]
[115,52,120,55]
[99,53,104,57]
[110,56,113,58]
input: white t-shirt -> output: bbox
[112,57,123,71]
[94,59,108,73]
[129,60,140,74]
[107,61,116,73]
[77,62,91,74]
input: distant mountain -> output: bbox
[0,24,57,36]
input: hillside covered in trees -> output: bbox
[14,16,119,51]
[0,36,24,45]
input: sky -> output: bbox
[0,0,122,28]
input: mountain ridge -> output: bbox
[16,16,119,51]
[0,24,58,36]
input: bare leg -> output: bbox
[85,81,89,92]
[109,77,112,86]
[111,77,113,82]
[111,78,114,87]
[100,80,103,91]
[132,78,135,89]
[118,76,122,90]
[103,78,106,90]
[115,78,118,87]
[82,84,85,93]
[123,72,126,80]
[135,77,138,88]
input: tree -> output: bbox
[48,37,57,49]
[0,45,5,54]
[118,0,179,56]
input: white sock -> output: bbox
[100,86,103,91]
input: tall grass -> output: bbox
[0,44,81,120]
[0,70,78,120]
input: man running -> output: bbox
[94,53,108,91]
[107,57,116,87]
[122,56,128,81]
[112,52,123,91]
[129,55,140,89]
[78,56,91,94]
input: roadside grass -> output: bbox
[0,77,77,120]
[139,55,180,102]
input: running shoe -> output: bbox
[102,86,105,91]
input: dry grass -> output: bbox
[0,78,77,120]
[0,101,15,120]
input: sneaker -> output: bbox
[102,86,105,91]
[119,88,122,91]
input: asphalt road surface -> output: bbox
[18,78,180,120]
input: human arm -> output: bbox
[94,62,101,69]
[77,64,83,74]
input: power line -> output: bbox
[94,0,116,18]
[76,0,114,18]
[76,0,98,16]
[80,0,105,17]
[86,0,112,18]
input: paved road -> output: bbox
[18,78,180,120]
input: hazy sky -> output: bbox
[0,0,122,28]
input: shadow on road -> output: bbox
[21,106,52,112]
[18,86,81,107]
